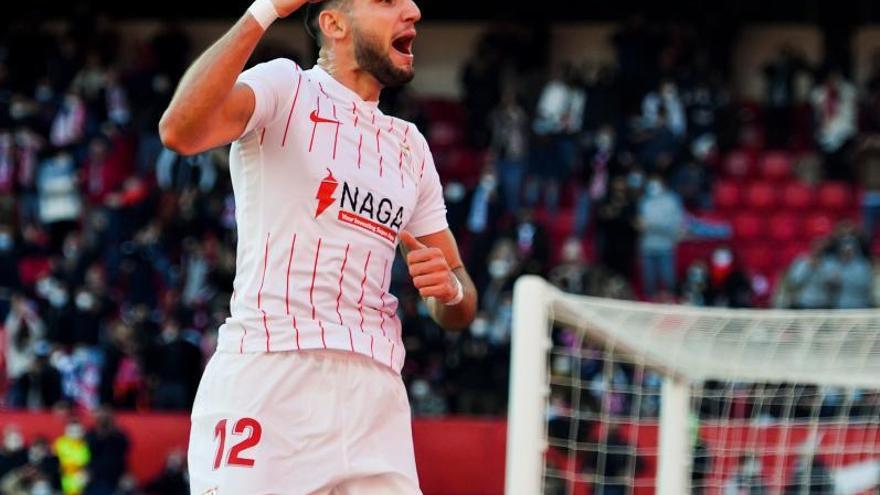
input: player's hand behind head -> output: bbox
[271,0,325,19]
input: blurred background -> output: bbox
[2,0,880,494]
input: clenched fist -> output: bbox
[400,231,462,305]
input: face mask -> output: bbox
[9,102,31,120]
[646,181,663,196]
[32,481,52,495]
[627,172,644,189]
[48,289,68,308]
[29,445,46,463]
[0,233,13,251]
[65,424,84,440]
[470,317,489,338]
[488,259,511,279]
[4,431,23,451]
[75,291,95,311]
[596,133,613,151]
[35,84,54,103]
[410,379,429,399]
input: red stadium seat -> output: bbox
[739,245,776,275]
[733,214,765,241]
[779,242,808,267]
[804,213,835,239]
[760,151,793,182]
[781,182,814,210]
[714,181,741,211]
[816,182,852,212]
[743,182,777,211]
[722,150,754,179]
[767,214,801,243]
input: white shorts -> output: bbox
[188,350,422,495]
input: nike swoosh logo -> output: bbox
[310,110,341,125]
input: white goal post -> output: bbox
[506,275,880,495]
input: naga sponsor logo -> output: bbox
[313,169,405,243]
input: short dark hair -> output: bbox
[304,0,350,44]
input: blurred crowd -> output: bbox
[0,409,187,495]
[1,5,880,469]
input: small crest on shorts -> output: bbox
[201,488,219,495]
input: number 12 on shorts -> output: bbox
[213,418,263,470]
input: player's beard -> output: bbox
[353,26,414,88]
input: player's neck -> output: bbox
[319,57,382,103]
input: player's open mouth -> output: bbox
[391,31,416,58]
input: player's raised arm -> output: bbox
[400,230,478,331]
[159,0,323,156]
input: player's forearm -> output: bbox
[159,14,264,153]
[426,268,478,331]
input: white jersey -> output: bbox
[217,60,448,373]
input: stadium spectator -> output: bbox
[856,136,880,240]
[830,238,873,309]
[54,419,90,495]
[811,67,858,182]
[4,294,46,387]
[642,79,687,139]
[0,427,28,479]
[143,451,187,495]
[84,408,130,495]
[27,437,63,492]
[763,45,811,148]
[488,89,529,214]
[146,318,201,410]
[637,175,684,299]
[9,342,63,410]
[784,240,839,309]
[723,455,767,495]
[595,176,638,280]
[529,64,586,211]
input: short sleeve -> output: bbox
[237,58,300,137]
[404,138,449,237]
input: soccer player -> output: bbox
[158,0,478,493]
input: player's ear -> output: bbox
[318,8,349,42]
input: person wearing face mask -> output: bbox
[0,427,28,480]
[0,225,20,291]
[637,175,684,300]
[26,438,62,493]
[4,295,46,388]
[54,420,90,495]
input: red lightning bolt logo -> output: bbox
[315,169,339,218]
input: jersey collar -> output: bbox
[309,65,381,110]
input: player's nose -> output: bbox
[402,0,421,24]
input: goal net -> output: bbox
[506,276,880,495]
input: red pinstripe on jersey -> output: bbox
[336,243,353,351]
[281,73,303,147]
[375,128,383,177]
[357,134,363,169]
[331,104,340,160]
[309,238,323,321]
[308,96,321,153]
[398,149,405,188]
[357,251,373,358]
[318,320,327,349]
[378,257,389,337]
[257,233,272,352]
[285,234,297,314]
